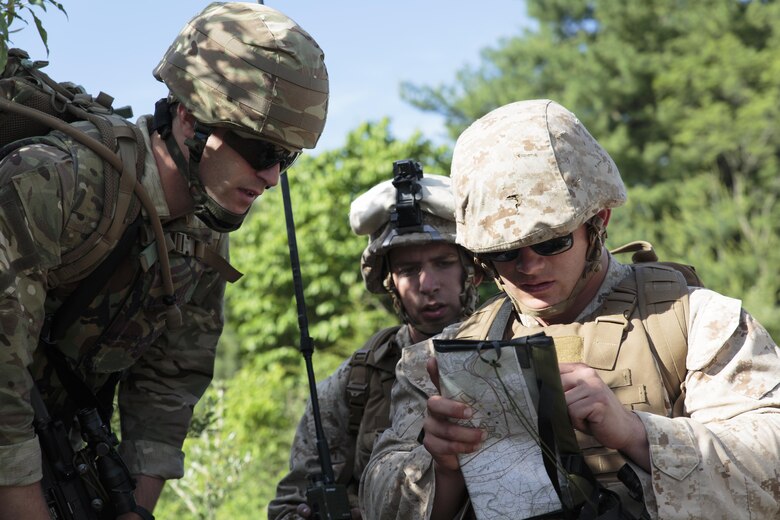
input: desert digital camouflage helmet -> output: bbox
[451,99,626,317]
[152,2,329,232]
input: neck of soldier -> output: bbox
[151,130,195,220]
[408,324,435,345]
[533,250,610,327]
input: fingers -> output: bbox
[424,395,485,471]
[296,502,311,518]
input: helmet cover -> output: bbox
[153,2,329,152]
[350,174,457,294]
[451,99,626,254]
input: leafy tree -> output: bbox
[223,119,451,363]
[400,0,780,335]
[0,0,66,69]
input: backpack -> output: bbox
[0,47,167,287]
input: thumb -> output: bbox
[427,356,441,392]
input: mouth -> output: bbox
[519,280,554,295]
[239,187,259,198]
[420,303,447,320]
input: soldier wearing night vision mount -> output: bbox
[0,3,328,519]
[270,164,482,520]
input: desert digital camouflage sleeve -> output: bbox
[359,338,442,520]
[0,145,71,486]
[117,237,227,479]
[633,287,780,519]
[268,359,356,520]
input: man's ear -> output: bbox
[597,208,612,228]
[174,103,197,139]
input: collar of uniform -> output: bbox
[373,324,414,361]
[137,114,172,219]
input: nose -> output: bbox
[515,247,545,274]
[418,266,441,294]
[258,163,281,188]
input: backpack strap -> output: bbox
[40,213,143,423]
[345,325,403,436]
[50,118,144,285]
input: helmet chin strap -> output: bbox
[497,216,607,321]
[157,104,249,232]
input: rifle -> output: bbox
[32,385,103,519]
[280,171,352,520]
[32,384,155,520]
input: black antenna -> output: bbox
[280,172,351,519]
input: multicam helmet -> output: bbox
[350,166,480,324]
[151,2,329,233]
[451,99,626,255]
[153,2,329,152]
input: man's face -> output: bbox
[388,242,465,340]
[198,129,282,215]
[491,224,590,314]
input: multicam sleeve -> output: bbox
[268,360,358,520]
[635,288,780,519]
[359,340,438,520]
[0,148,69,486]
[117,255,226,479]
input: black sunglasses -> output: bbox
[223,131,299,172]
[478,233,574,262]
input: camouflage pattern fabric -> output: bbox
[359,257,780,519]
[0,115,227,486]
[153,2,329,152]
[451,99,627,254]
[268,325,414,520]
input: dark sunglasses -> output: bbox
[478,233,574,262]
[223,131,299,172]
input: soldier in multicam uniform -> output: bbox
[0,3,328,519]
[268,173,482,519]
[360,100,780,519]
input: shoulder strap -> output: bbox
[345,325,402,435]
[634,264,689,415]
[455,294,511,340]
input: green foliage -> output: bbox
[0,0,67,69]
[401,0,780,335]
[224,119,451,363]
[155,347,346,519]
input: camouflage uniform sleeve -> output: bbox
[0,146,71,486]
[268,359,356,520]
[359,339,438,520]
[634,287,780,519]
[118,242,227,480]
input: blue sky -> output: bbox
[9,1,529,152]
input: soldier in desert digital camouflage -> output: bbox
[360,99,780,520]
[269,169,482,519]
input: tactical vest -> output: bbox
[456,263,691,484]
[344,325,403,483]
